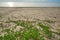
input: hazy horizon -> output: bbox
[0,0,60,7]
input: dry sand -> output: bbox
[0,7,60,40]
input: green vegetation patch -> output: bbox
[0,19,59,40]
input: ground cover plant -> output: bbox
[0,19,60,40]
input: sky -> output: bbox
[0,0,60,2]
[0,0,60,7]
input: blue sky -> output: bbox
[0,0,60,7]
[0,0,60,2]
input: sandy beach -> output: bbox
[0,7,60,40]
